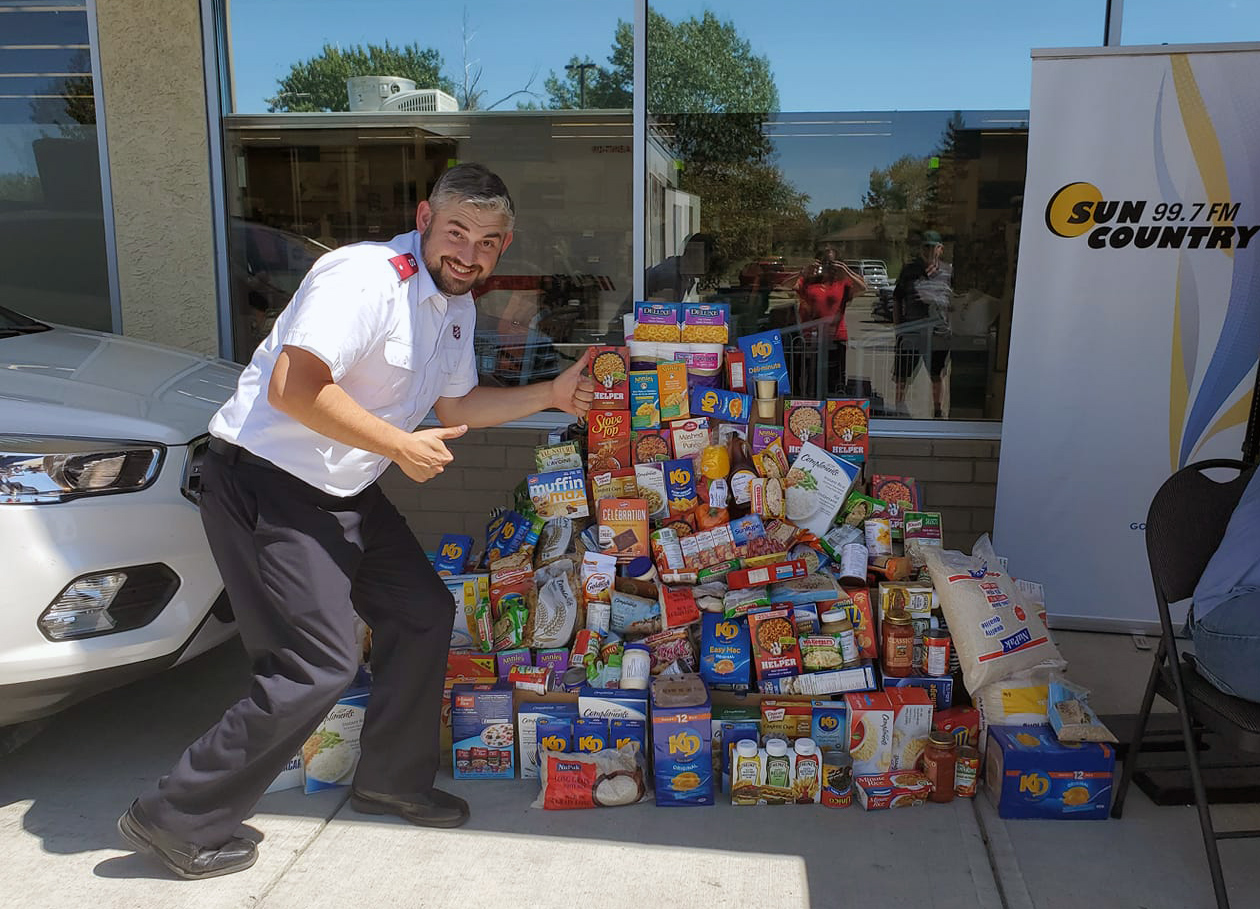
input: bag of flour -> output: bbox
[922,535,1064,693]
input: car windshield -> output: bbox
[0,306,52,337]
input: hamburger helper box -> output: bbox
[589,346,629,410]
[651,674,714,806]
[451,681,516,780]
[985,725,1116,819]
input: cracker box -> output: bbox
[887,686,935,771]
[590,346,630,410]
[651,674,714,806]
[433,534,475,576]
[657,362,690,422]
[632,428,672,463]
[870,475,920,539]
[844,691,894,776]
[738,329,789,395]
[811,701,848,753]
[837,585,879,661]
[934,706,981,749]
[855,770,932,810]
[824,399,870,464]
[579,686,650,721]
[588,410,631,471]
[303,687,371,793]
[597,497,650,562]
[518,701,579,779]
[884,675,955,710]
[747,608,803,681]
[451,681,515,780]
[985,725,1116,819]
[527,468,590,520]
[690,387,751,425]
[630,371,661,430]
[783,399,826,456]
[782,442,862,537]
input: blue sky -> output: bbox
[227,0,1260,114]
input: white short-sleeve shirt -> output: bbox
[209,230,478,495]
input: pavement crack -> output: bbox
[252,789,350,908]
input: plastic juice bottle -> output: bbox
[765,738,791,788]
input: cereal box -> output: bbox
[664,458,699,517]
[632,428,672,463]
[738,329,789,395]
[587,410,631,471]
[634,301,681,342]
[680,302,730,344]
[781,442,862,537]
[597,497,650,562]
[589,346,630,410]
[855,771,932,810]
[747,608,802,681]
[527,468,590,519]
[451,681,515,780]
[651,675,714,806]
[824,399,870,464]
[518,702,579,778]
[783,399,826,456]
[657,362,690,422]
[669,417,710,460]
[887,686,934,770]
[699,613,751,691]
[870,475,920,539]
[433,534,474,576]
[985,725,1115,819]
[629,371,661,430]
[844,691,894,776]
[690,387,751,426]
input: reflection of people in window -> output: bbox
[644,232,714,301]
[795,257,865,395]
[892,230,953,418]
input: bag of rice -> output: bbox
[922,535,1064,693]
[532,742,648,809]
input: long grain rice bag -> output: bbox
[922,535,1064,692]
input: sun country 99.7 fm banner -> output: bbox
[995,45,1260,631]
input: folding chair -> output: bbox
[1112,459,1260,909]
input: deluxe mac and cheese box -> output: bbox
[985,725,1115,819]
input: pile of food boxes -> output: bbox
[280,301,1117,819]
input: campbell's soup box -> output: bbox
[843,691,894,776]
[651,674,714,806]
[985,725,1115,819]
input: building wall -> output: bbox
[381,428,999,555]
[95,0,219,356]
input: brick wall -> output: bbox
[381,428,1001,554]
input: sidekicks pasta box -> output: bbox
[985,725,1115,819]
[651,674,714,806]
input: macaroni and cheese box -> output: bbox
[738,329,789,395]
[680,302,730,344]
[433,534,475,576]
[590,346,630,410]
[597,497,650,562]
[587,410,631,471]
[634,301,681,342]
[985,725,1116,819]
[575,717,612,753]
[452,681,515,780]
[527,468,590,519]
[664,458,699,517]
[750,423,783,455]
[630,371,661,430]
[824,399,870,464]
[690,387,751,425]
[651,674,714,806]
[518,701,579,779]
[844,691,894,776]
[810,700,848,753]
[611,718,647,754]
[699,613,752,691]
[657,362,690,422]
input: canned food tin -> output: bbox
[569,628,601,667]
[955,746,980,798]
[560,665,589,692]
[924,629,952,678]
[821,751,854,808]
[508,664,553,694]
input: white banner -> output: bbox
[996,46,1260,631]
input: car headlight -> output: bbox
[0,436,164,504]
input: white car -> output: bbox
[0,306,243,727]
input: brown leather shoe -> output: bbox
[117,801,257,879]
[350,786,470,828]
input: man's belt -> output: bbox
[207,437,285,472]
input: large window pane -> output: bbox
[0,0,111,330]
[221,1,633,377]
[644,1,1101,420]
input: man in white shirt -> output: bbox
[119,164,595,879]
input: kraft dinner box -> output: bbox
[651,674,714,806]
[985,724,1115,819]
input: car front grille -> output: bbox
[182,434,210,505]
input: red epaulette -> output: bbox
[388,253,419,281]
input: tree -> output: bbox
[862,155,933,214]
[455,9,542,110]
[269,42,452,112]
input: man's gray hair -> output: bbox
[429,163,515,231]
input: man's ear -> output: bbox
[415,200,433,233]
[500,230,514,256]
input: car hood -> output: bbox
[0,325,242,445]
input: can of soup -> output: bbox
[955,746,980,798]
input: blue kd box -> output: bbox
[985,725,1115,819]
[882,675,953,710]
[651,675,714,806]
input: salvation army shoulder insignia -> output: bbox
[388,253,419,280]
[452,324,461,339]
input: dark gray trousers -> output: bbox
[137,448,454,846]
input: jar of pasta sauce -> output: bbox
[921,731,957,803]
[955,746,981,798]
[880,609,915,678]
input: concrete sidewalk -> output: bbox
[2,637,1259,909]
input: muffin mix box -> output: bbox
[527,468,590,519]
[824,399,870,463]
[589,346,629,410]
[783,399,826,457]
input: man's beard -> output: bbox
[422,225,496,296]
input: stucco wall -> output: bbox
[95,0,218,356]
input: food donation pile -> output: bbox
[292,301,1121,817]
